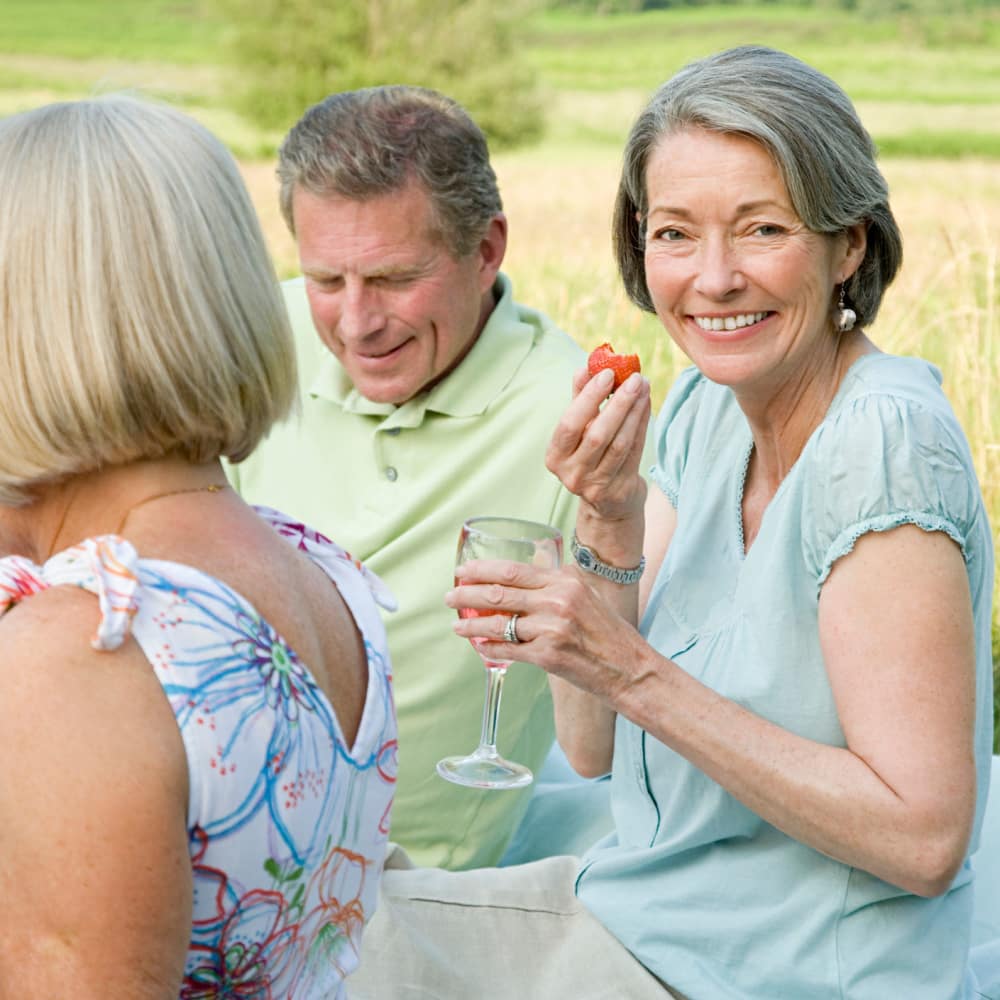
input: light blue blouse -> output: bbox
[577,354,995,999]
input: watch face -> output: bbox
[573,534,643,585]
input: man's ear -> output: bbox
[476,214,507,292]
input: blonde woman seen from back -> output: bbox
[0,97,396,998]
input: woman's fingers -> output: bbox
[448,560,549,621]
[548,368,615,468]
[549,374,650,513]
[584,373,650,477]
[570,365,593,399]
[607,380,652,489]
[450,568,642,704]
[549,375,643,476]
[454,611,531,648]
[453,558,548,589]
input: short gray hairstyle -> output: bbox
[614,46,902,327]
[277,85,503,258]
[0,96,296,506]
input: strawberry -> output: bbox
[587,342,641,391]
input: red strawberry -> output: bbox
[587,342,641,390]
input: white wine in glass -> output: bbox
[437,516,563,790]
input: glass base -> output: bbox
[436,749,533,790]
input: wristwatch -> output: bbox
[571,533,645,586]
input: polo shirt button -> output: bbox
[385,466,398,482]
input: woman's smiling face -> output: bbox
[642,128,865,401]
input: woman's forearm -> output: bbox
[615,640,974,897]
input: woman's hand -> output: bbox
[546,367,651,527]
[448,557,653,775]
[449,559,642,699]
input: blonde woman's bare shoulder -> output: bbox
[0,585,191,995]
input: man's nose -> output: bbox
[338,282,386,340]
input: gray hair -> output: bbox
[0,96,296,505]
[278,85,503,258]
[614,46,902,327]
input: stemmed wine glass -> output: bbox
[437,516,563,790]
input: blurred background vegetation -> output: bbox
[0,0,998,747]
[2,0,998,158]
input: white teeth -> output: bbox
[693,312,767,331]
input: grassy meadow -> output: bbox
[1,1,998,745]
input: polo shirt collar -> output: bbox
[307,273,534,426]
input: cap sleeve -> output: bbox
[801,392,979,590]
[649,366,707,508]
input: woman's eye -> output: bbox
[753,224,782,237]
[656,228,686,242]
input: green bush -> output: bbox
[212,0,544,148]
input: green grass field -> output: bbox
[2,1,999,157]
[1,0,998,747]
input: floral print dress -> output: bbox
[0,507,397,999]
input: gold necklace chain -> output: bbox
[115,483,228,535]
[43,482,229,562]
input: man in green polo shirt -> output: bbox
[229,85,591,870]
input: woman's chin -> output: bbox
[691,355,767,390]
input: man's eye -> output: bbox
[311,277,342,291]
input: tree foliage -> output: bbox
[212,0,544,149]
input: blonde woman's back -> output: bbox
[0,477,397,998]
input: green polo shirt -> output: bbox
[229,273,585,869]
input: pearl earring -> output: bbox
[835,284,857,333]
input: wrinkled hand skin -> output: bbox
[545,366,650,525]
[448,559,648,705]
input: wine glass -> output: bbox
[437,516,563,790]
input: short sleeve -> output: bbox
[649,366,706,508]
[801,392,979,589]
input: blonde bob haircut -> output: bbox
[0,95,296,505]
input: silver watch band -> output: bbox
[571,533,645,585]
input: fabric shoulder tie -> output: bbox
[0,536,140,651]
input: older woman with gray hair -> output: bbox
[351,46,995,999]
[0,97,396,997]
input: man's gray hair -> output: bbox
[278,85,503,258]
[613,46,902,327]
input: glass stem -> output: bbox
[477,666,507,755]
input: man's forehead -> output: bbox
[297,179,445,222]
[293,185,449,272]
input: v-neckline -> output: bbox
[733,352,882,561]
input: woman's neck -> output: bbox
[12,457,228,564]
[738,331,875,494]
